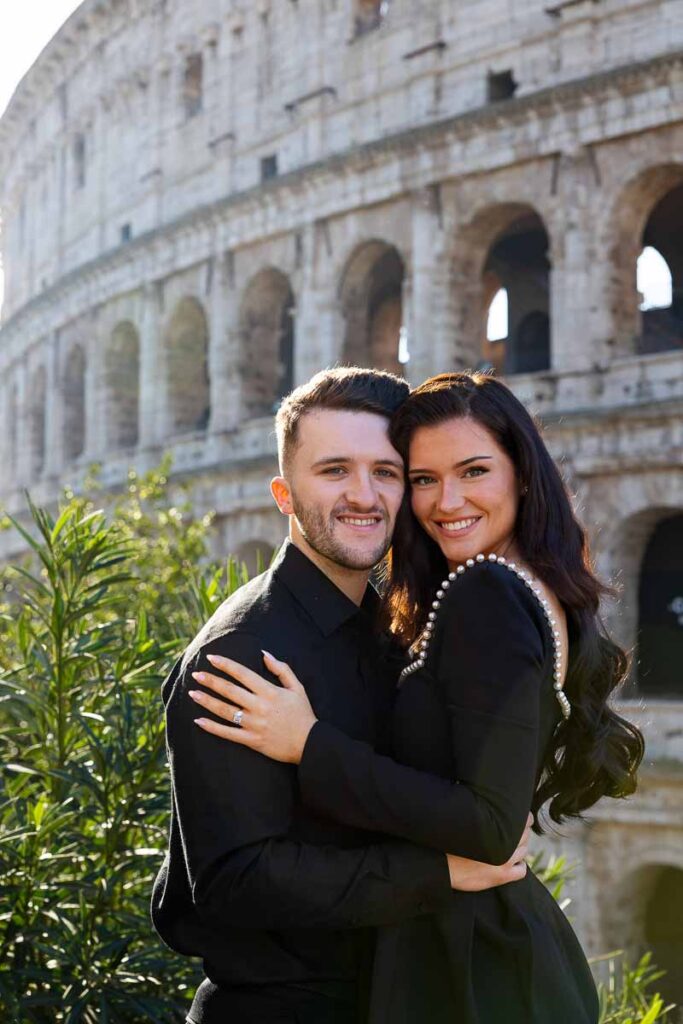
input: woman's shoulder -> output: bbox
[435,556,549,636]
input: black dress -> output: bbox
[298,559,600,1024]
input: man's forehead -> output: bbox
[297,408,398,457]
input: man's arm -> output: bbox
[168,631,452,930]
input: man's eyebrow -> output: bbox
[311,456,404,469]
[409,455,493,473]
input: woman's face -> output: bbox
[408,415,521,568]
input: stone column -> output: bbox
[293,223,342,380]
[550,148,612,371]
[208,251,241,432]
[138,282,163,449]
[44,330,62,480]
[84,313,105,461]
[407,185,458,383]
[13,360,29,490]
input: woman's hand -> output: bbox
[446,813,532,891]
[189,651,317,764]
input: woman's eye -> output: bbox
[409,475,434,486]
[462,466,488,478]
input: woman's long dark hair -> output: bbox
[384,372,644,828]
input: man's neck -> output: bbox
[289,532,370,606]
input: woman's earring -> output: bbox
[521,485,528,496]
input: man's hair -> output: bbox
[275,366,410,472]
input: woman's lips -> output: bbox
[433,515,482,539]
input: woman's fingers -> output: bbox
[205,654,271,695]
[190,671,259,710]
[194,716,258,747]
[262,650,305,692]
[189,683,256,723]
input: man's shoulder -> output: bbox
[187,567,283,660]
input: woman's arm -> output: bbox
[298,565,547,862]
[191,564,547,864]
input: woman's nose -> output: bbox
[437,480,466,513]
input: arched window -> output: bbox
[239,270,296,418]
[339,241,405,374]
[644,867,683,1011]
[482,211,551,374]
[637,513,683,696]
[183,53,203,119]
[353,0,390,36]
[165,298,210,434]
[637,182,683,354]
[63,345,86,462]
[105,322,140,450]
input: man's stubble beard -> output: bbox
[290,489,392,571]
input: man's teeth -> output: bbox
[339,517,378,526]
[439,517,479,532]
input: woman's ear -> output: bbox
[271,476,294,516]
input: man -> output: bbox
[152,367,529,1024]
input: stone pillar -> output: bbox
[138,282,163,449]
[550,148,612,371]
[84,314,105,461]
[407,185,458,384]
[293,223,342,380]
[13,360,29,490]
[44,330,62,480]
[208,251,241,432]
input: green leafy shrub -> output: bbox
[0,469,248,1022]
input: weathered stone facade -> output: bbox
[1,0,682,1005]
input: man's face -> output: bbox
[275,410,405,572]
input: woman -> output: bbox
[189,372,643,1023]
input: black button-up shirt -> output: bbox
[152,541,449,1023]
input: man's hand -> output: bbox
[446,813,533,891]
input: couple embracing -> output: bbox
[152,367,643,1024]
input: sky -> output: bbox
[0,1,671,327]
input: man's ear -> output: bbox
[271,476,294,516]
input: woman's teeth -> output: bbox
[439,517,479,532]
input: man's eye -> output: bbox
[376,468,400,479]
[322,467,345,475]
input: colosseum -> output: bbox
[1,0,682,1007]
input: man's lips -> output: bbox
[433,515,482,535]
[336,514,384,529]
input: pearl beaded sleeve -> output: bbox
[398,552,571,720]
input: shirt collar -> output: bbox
[272,539,380,638]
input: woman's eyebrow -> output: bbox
[409,455,493,474]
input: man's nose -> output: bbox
[345,471,379,508]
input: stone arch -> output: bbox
[604,506,683,688]
[239,269,295,418]
[235,539,276,576]
[636,511,683,697]
[63,344,86,462]
[455,203,552,374]
[28,365,47,478]
[601,860,683,1012]
[104,321,139,450]
[165,297,210,434]
[608,163,683,355]
[338,241,405,374]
